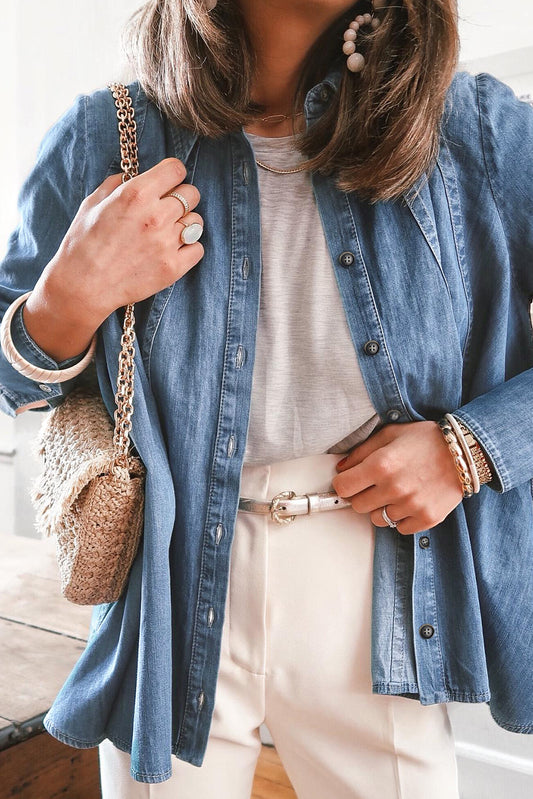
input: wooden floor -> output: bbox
[0,535,297,798]
[253,745,297,799]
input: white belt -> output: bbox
[238,489,352,526]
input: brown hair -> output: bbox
[126,1,459,203]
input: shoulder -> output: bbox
[441,69,533,151]
[34,81,170,198]
[82,81,172,192]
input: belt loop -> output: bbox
[307,493,320,513]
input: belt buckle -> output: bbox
[270,490,297,525]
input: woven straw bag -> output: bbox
[31,83,146,605]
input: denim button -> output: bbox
[420,624,435,639]
[235,345,246,369]
[198,691,205,711]
[419,536,430,549]
[320,87,330,102]
[338,251,355,268]
[386,408,401,422]
[39,384,52,393]
[364,340,380,356]
[215,523,224,545]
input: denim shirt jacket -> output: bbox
[1,65,533,784]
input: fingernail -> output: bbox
[336,456,348,469]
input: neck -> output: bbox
[239,0,355,136]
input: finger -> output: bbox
[331,459,376,498]
[370,502,408,529]
[370,502,435,536]
[370,506,414,536]
[336,424,399,472]
[347,484,392,514]
[389,517,428,536]
[175,241,205,278]
[161,183,201,219]
[140,157,188,197]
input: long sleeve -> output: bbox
[0,94,89,416]
[452,73,533,494]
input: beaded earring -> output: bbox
[342,2,381,73]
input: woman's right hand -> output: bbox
[23,158,204,362]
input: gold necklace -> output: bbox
[249,111,309,174]
[258,111,304,123]
[254,159,309,175]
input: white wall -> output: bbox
[0,0,139,251]
[459,1,533,62]
[1,1,533,795]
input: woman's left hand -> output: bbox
[331,421,465,535]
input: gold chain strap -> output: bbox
[109,83,139,467]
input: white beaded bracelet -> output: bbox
[444,412,481,494]
[0,291,97,384]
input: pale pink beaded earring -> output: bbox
[342,2,381,73]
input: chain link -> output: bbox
[108,83,139,467]
[109,82,139,184]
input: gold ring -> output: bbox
[179,221,204,245]
[168,191,190,215]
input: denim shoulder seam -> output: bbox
[475,74,524,301]
[475,75,504,243]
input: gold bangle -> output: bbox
[437,419,475,499]
[0,291,97,384]
[453,417,493,485]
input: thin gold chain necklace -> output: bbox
[251,111,309,174]
[254,159,309,175]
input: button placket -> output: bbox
[177,135,264,760]
[411,514,445,701]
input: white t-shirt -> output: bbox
[243,130,380,465]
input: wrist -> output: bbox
[24,262,104,362]
[40,254,109,329]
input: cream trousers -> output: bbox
[99,452,460,799]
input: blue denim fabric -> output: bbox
[1,67,533,783]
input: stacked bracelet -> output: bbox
[0,291,97,384]
[437,415,494,497]
[444,413,481,494]
[452,416,493,485]
[437,418,475,498]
